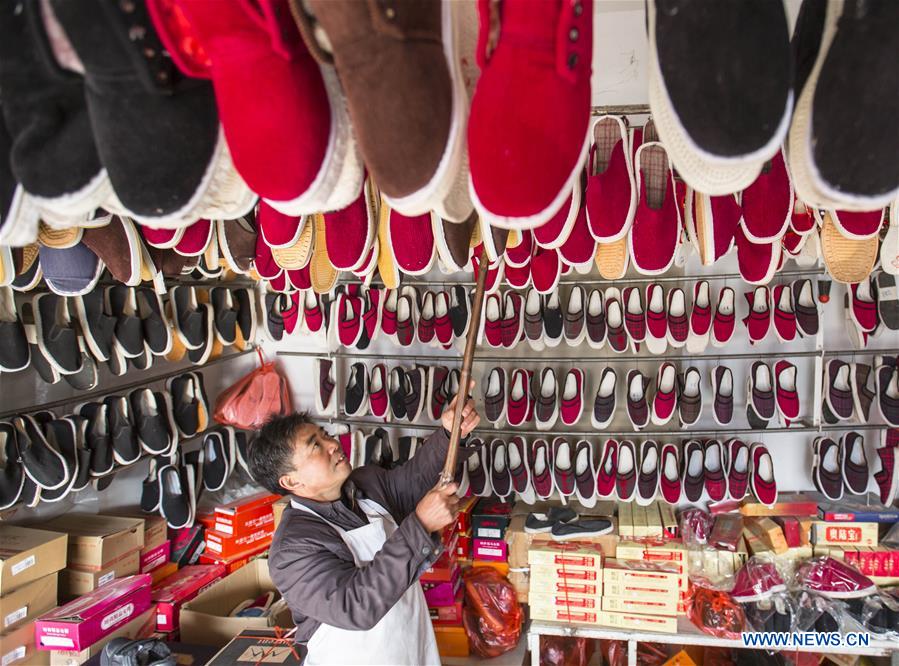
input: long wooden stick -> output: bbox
[439,244,490,486]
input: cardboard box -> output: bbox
[433,624,468,657]
[49,607,156,666]
[0,573,57,633]
[179,559,293,646]
[771,516,803,548]
[429,589,463,625]
[472,497,513,540]
[454,496,478,536]
[531,564,601,583]
[744,517,788,554]
[659,503,678,539]
[602,595,679,617]
[740,493,818,517]
[599,610,678,633]
[530,594,601,613]
[60,549,140,599]
[421,567,461,607]
[112,514,166,553]
[43,515,144,571]
[271,498,289,531]
[170,524,205,566]
[472,538,507,562]
[140,541,171,574]
[0,620,40,665]
[0,526,67,596]
[534,580,601,596]
[207,629,303,665]
[616,540,687,573]
[813,521,878,547]
[508,570,529,604]
[618,502,633,539]
[152,564,226,632]
[149,562,178,586]
[35,575,152,652]
[528,542,604,569]
[602,559,686,592]
[529,607,603,625]
[205,529,272,560]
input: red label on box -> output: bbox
[205,528,272,560]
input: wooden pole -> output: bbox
[439,243,490,486]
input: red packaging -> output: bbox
[858,548,874,575]
[140,541,171,574]
[422,566,461,606]
[197,539,271,574]
[771,517,802,548]
[455,531,471,560]
[455,496,478,535]
[151,564,226,632]
[421,548,459,583]
[204,528,272,560]
[473,538,508,562]
[891,550,899,577]
[35,575,152,651]
[213,492,279,538]
[430,589,463,625]
[843,549,860,568]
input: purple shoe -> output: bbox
[585,289,606,349]
[573,439,596,508]
[466,439,491,497]
[747,361,776,425]
[876,364,899,427]
[636,440,660,506]
[591,367,617,429]
[552,437,576,497]
[703,440,727,502]
[842,432,869,496]
[792,279,819,337]
[825,359,854,421]
[483,367,507,426]
[605,288,628,353]
[616,440,637,502]
[534,368,558,431]
[623,286,646,343]
[666,288,689,348]
[727,439,750,500]
[812,437,843,500]
[508,436,534,504]
[501,291,524,348]
[489,439,512,499]
[712,365,734,426]
[683,440,705,503]
[626,370,650,430]
[530,439,555,500]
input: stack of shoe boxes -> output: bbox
[528,542,604,625]
[617,502,679,540]
[151,564,226,640]
[601,558,683,633]
[471,497,513,576]
[198,492,280,573]
[422,532,465,658]
[113,514,171,584]
[811,499,899,581]
[614,539,692,625]
[43,515,145,601]
[0,526,67,666]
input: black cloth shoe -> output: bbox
[68,416,93,493]
[264,293,285,342]
[543,290,564,343]
[80,402,114,477]
[75,281,119,364]
[130,389,172,456]
[404,367,427,423]
[388,367,408,421]
[48,0,231,224]
[104,396,141,465]
[13,415,68,491]
[449,285,469,338]
[159,463,196,529]
[550,518,613,541]
[186,303,214,366]
[40,418,80,502]
[344,363,368,417]
[136,287,171,356]
[210,288,238,346]
[62,339,99,391]
[0,287,29,372]
[107,287,146,359]
[33,293,81,375]
[524,507,577,534]
[0,0,106,215]
[0,422,24,510]
[171,286,205,350]
[202,428,234,492]
[141,456,162,513]
[233,288,257,347]
[168,374,200,438]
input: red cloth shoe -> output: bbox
[727,439,750,500]
[790,196,816,235]
[507,368,531,427]
[711,286,736,347]
[629,143,680,275]
[533,188,580,250]
[558,192,596,268]
[468,0,593,230]
[743,287,772,344]
[623,287,646,343]
[660,443,682,504]
[645,283,668,354]
[433,291,454,346]
[560,368,585,427]
[257,202,305,249]
[740,149,793,243]
[389,209,436,276]
[151,0,361,214]
[774,360,800,424]
[666,287,688,348]
[651,362,678,426]
[323,177,376,271]
[684,188,740,266]
[688,280,712,352]
[504,230,533,268]
[771,284,797,342]
[829,208,885,240]
[418,291,436,345]
[596,439,617,498]
[530,246,562,295]
[586,115,636,242]
[482,293,503,348]
[703,440,728,502]
[849,279,879,333]
[501,291,524,348]
[750,443,778,507]
[736,226,781,285]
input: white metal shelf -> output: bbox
[527,618,899,665]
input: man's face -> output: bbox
[278,424,351,500]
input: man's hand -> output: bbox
[441,380,480,437]
[415,482,460,533]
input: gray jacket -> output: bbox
[268,429,458,644]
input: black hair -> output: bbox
[247,412,315,495]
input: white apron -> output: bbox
[291,498,441,666]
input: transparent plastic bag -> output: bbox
[680,508,714,547]
[462,567,523,658]
[214,349,293,429]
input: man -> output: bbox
[248,387,479,666]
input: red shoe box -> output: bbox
[455,496,478,535]
[205,529,272,561]
[213,493,279,538]
[422,566,461,606]
[472,538,507,562]
[455,530,471,560]
[420,548,458,583]
[429,589,463,625]
[198,539,272,575]
[151,564,226,632]
[140,541,171,574]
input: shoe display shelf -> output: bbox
[525,617,899,665]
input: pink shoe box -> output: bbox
[151,564,226,632]
[421,566,461,607]
[472,538,508,562]
[35,574,152,651]
[429,589,464,626]
[139,541,171,574]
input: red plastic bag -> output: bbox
[539,636,594,666]
[687,586,746,639]
[214,349,293,429]
[462,567,522,658]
